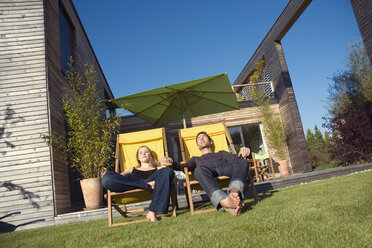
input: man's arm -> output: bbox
[186,157,197,172]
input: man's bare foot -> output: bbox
[146,211,159,222]
[223,201,243,216]
[220,190,242,216]
[220,191,240,209]
[229,189,241,206]
[224,206,241,216]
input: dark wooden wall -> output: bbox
[350,0,372,64]
[0,0,55,231]
[234,0,313,174]
[44,0,114,214]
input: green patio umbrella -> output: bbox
[111,73,239,128]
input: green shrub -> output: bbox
[249,58,287,160]
[63,60,119,179]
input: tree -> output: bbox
[306,126,331,168]
[305,128,317,167]
[313,126,325,149]
[324,40,372,165]
[327,40,372,116]
[346,40,372,102]
[324,131,330,150]
[324,103,372,165]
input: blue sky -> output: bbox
[72,0,361,134]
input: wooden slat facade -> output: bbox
[0,0,114,231]
[0,0,55,231]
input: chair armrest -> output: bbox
[180,161,192,181]
[180,161,187,170]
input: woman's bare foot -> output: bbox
[146,211,160,222]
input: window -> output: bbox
[59,5,73,74]
[170,136,182,163]
[228,124,265,155]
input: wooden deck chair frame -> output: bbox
[252,151,276,182]
[106,128,178,227]
[179,123,258,215]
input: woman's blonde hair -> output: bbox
[136,145,158,168]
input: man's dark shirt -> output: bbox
[186,150,239,171]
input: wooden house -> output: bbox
[1,0,370,232]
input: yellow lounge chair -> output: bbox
[106,128,177,227]
[179,122,258,215]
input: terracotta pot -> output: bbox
[80,177,103,210]
[277,160,289,177]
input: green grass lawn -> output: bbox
[1,170,371,248]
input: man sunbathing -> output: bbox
[186,131,250,216]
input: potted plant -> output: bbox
[63,60,119,209]
[249,58,289,177]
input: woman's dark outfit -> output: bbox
[102,167,175,214]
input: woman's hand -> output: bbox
[159,156,173,166]
[100,169,107,177]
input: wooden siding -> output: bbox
[233,0,313,174]
[0,0,55,231]
[350,0,372,64]
[0,0,115,231]
[44,0,114,214]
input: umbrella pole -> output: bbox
[182,113,187,129]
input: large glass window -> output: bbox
[170,136,182,163]
[59,5,73,74]
[228,124,265,155]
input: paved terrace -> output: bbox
[54,163,372,226]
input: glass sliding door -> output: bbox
[228,124,265,155]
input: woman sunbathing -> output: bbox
[102,145,175,222]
